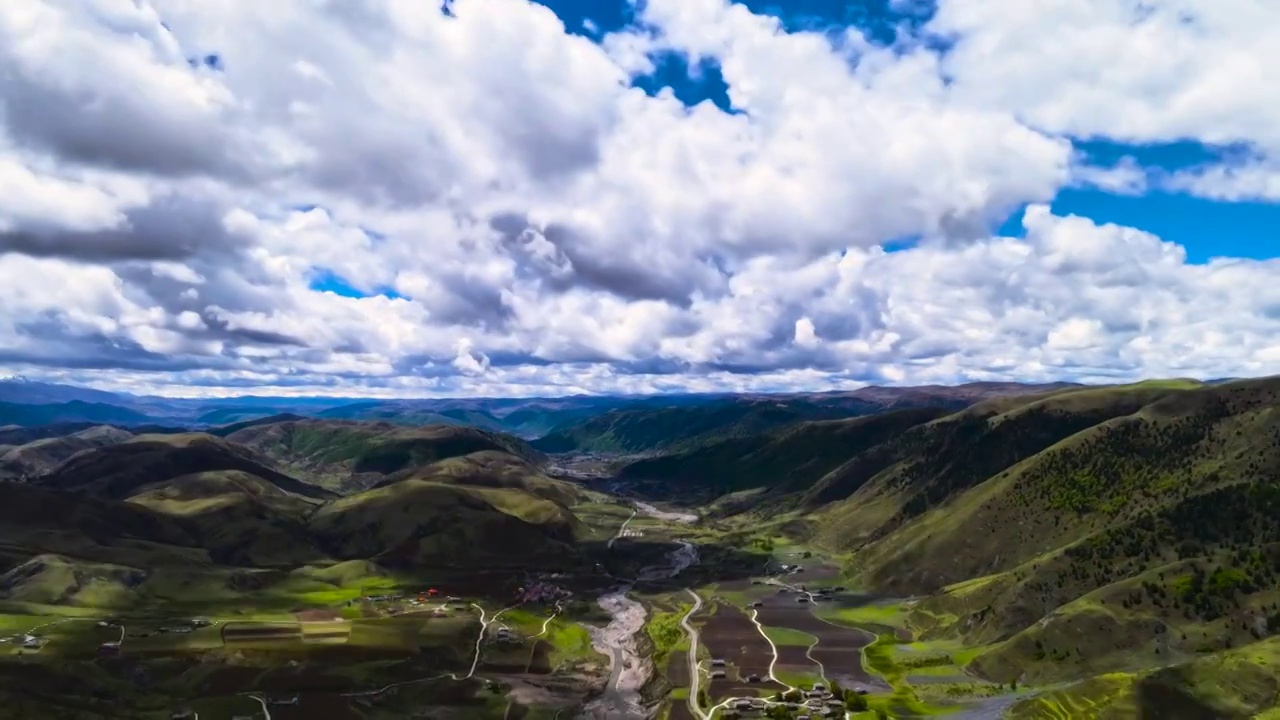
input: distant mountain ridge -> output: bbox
[0,378,1090,437]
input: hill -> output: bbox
[227,418,544,492]
[308,479,582,570]
[372,449,586,506]
[530,383,1080,456]
[207,412,307,437]
[35,432,333,501]
[126,469,327,567]
[0,400,153,427]
[0,482,204,571]
[816,380,1085,410]
[637,376,1280,713]
[0,378,131,405]
[0,425,133,479]
[531,397,860,455]
[618,407,949,504]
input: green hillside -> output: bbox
[0,424,133,479]
[608,376,1280,715]
[36,432,334,501]
[3,423,589,584]
[373,449,587,506]
[126,470,327,567]
[531,397,858,454]
[619,407,948,503]
[308,479,582,569]
[227,418,544,492]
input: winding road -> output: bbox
[608,510,638,549]
[339,602,516,700]
[680,589,708,720]
[747,607,794,691]
[247,693,271,719]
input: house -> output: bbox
[191,617,212,627]
[745,673,762,683]
[749,601,763,608]
[710,658,726,667]
[98,641,121,656]
[269,695,300,706]
[170,709,195,719]
[709,669,726,679]
[795,597,809,603]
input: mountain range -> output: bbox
[4,375,1279,715]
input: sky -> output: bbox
[0,0,1278,398]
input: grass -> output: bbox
[762,625,817,646]
[819,602,910,630]
[544,620,597,666]
[1007,672,1138,719]
[646,606,690,666]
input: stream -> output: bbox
[578,504,698,720]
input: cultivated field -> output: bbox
[697,602,785,700]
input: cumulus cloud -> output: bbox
[0,0,1275,397]
[930,0,1280,199]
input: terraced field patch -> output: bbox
[697,602,785,701]
[754,592,883,691]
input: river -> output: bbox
[577,504,698,720]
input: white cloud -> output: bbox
[0,0,1275,396]
[931,0,1280,200]
[931,0,1280,149]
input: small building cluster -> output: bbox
[516,580,571,604]
[491,625,522,645]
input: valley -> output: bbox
[1,377,1279,717]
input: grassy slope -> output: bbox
[1,422,591,595]
[373,449,586,506]
[125,469,328,567]
[609,376,1280,713]
[530,398,858,455]
[0,425,133,478]
[308,479,581,569]
[227,418,543,492]
[618,407,947,504]
[36,432,333,501]
[812,378,1280,713]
